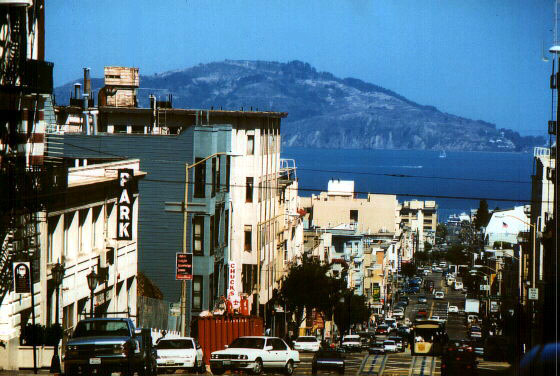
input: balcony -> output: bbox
[279,159,297,185]
[22,59,54,94]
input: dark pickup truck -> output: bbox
[63,317,156,376]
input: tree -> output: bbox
[333,290,370,335]
[401,262,416,278]
[414,250,429,264]
[423,242,433,252]
[473,199,491,229]
[436,223,448,244]
[280,254,343,329]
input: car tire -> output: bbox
[252,358,263,375]
[210,367,225,375]
[284,360,294,376]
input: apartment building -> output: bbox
[0,158,143,370]
[302,181,400,234]
[55,67,300,327]
[399,200,438,254]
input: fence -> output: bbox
[137,295,171,331]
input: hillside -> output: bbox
[54,60,544,152]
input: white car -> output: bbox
[384,318,397,329]
[155,337,205,373]
[448,305,459,313]
[210,336,299,375]
[430,316,447,324]
[293,336,320,352]
[383,340,397,353]
[434,291,444,300]
[392,308,405,320]
[342,335,362,351]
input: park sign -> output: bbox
[117,169,133,240]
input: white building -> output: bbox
[484,206,530,248]
[0,158,144,370]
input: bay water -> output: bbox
[281,147,534,220]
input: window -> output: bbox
[192,276,203,311]
[79,209,88,254]
[246,177,253,203]
[247,135,254,155]
[193,216,204,256]
[92,206,102,250]
[224,210,229,244]
[350,210,358,223]
[47,215,60,263]
[212,158,217,197]
[242,264,258,293]
[225,156,231,192]
[270,338,287,350]
[210,215,215,256]
[244,225,252,252]
[63,212,74,258]
[194,158,206,198]
[283,240,288,263]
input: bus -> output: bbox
[411,320,448,356]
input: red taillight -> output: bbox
[456,357,460,361]
[441,364,446,368]
[467,365,472,369]
[448,348,454,351]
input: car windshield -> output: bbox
[228,337,265,349]
[317,350,342,358]
[72,321,130,338]
[378,325,388,329]
[296,337,317,342]
[157,339,194,349]
[384,341,395,345]
[343,336,360,341]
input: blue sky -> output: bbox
[47,0,553,136]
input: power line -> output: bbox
[61,140,533,185]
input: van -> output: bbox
[454,281,463,291]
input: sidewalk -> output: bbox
[0,370,58,376]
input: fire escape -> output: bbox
[0,1,61,306]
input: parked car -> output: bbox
[64,318,149,376]
[293,336,321,352]
[341,335,362,352]
[399,296,410,305]
[155,337,205,374]
[375,325,390,336]
[209,336,299,375]
[311,349,345,374]
[448,305,459,313]
[469,326,483,339]
[434,291,445,300]
[384,318,397,330]
[417,295,428,304]
[383,340,397,353]
[466,315,480,325]
[368,340,386,354]
[393,308,405,320]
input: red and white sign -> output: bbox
[227,262,240,309]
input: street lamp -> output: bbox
[86,270,98,318]
[49,262,64,374]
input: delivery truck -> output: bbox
[465,298,480,314]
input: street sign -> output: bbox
[176,253,193,280]
[528,288,539,300]
[480,284,490,291]
[12,262,31,293]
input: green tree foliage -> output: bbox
[280,254,344,326]
[414,250,429,264]
[333,290,370,335]
[401,262,417,278]
[473,199,491,229]
[436,223,448,244]
[443,244,470,265]
[423,242,433,252]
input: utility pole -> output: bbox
[181,163,189,337]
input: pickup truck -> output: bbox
[64,318,155,376]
